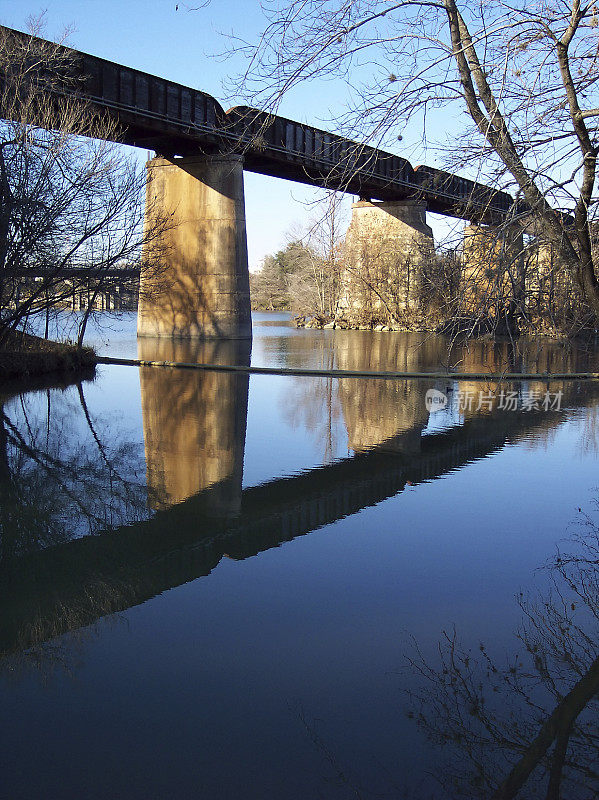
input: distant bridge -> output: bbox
[11,267,140,280]
[10,266,141,283]
[11,266,141,311]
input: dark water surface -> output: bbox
[1,312,598,799]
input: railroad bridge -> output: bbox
[2,25,525,339]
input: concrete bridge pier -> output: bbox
[336,200,435,322]
[462,223,525,318]
[463,223,524,270]
[138,155,252,340]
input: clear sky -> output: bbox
[0,0,455,267]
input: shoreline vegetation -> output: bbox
[0,331,96,382]
[288,312,594,339]
[291,312,427,333]
[249,228,599,341]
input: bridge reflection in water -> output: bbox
[138,337,251,515]
[1,336,598,660]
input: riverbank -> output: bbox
[293,312,489,334]
[292,313,419,332]
[0,331,96,381]
[292,312,597,340]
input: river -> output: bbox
[1,311,598,799]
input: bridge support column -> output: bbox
[462,223,525,323]
[336,200,435,326]
[138,156,252,339]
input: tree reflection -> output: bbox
[0,612,124,688]
[0,378,150,681]
[406,510,599,799]
[0,380,149,561]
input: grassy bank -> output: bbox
[0,331,96,381]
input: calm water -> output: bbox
[1,312,598,799]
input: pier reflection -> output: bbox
[334,335,435,454]
[138,338,250,515]
[2,372,598,661]
[3,329,599,660]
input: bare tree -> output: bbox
[286,237,342,318]
[0,19,167,348]
[251,201,345,318]
[283,197,346,318]
[226,0,599,328]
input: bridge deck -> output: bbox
[1,25,515,225]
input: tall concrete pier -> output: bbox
[336,200,435,323]
[138,156,252,339]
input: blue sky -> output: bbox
[0,0,455,267]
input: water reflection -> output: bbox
[2,328,599,798]
[138,338,250,514]
[0,378,148,560]
[2,362,599,662]
[256,326,599,374]
[406,515,599,799]
[335,336,432,454]
[277,332,599,461]
[0,375,151,660]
